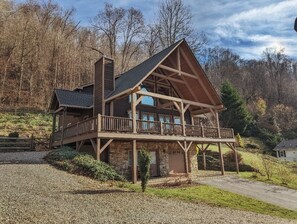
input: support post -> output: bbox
[30,135,34,151]
[233,143,239,174]
[132,140,137,183]
[202,144,206,170]
[50,113,56,149]
[180,102,186,136]
[61,107,66,146]
[96,138,101,161]
[184,141,189,174]
[218,143,225,175]
[97,114,101,132]
[131,93,137,134]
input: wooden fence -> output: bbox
[0,136,49,152]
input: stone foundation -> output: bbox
[109,141,198,179]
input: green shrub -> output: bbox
[276,166,295,185]
[8,132,19,138]
[224,151,243,164]
[45,147,79,161]
[46,147,125,182]
[245,142,260,149]
[72,154,125,181]
[261,156,275,180]
[236,133,244,148]
[139,148,151,192]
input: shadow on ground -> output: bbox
[66,189,134,195]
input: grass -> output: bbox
[0,112,52,138]
[122,183,297,220]
[205,137,297,190]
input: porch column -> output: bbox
[60,107,66,146]
[180,102,186,136]
[202,144,207,170]
[96,138,101,161]
[50,113,56,149]
[132,140,137,183]
[215,111,225,175]
[131,93,137,134]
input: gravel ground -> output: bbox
[0,152,296,224]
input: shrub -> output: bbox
[276,166,295,185]
[46,147,125,182]
[236,133,244,148]
[45,147,79,161]
[245,143,260,149]
[261,156,275,180]
[224,151,243,164]
[72,154,125,181]
[139,148,151,192]
[8,132,19,138]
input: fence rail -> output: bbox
[52,115,234,143]
[0,136,49,152]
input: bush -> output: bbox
[224,151,243,164]
[261,156,275,180]
[276,166,295,185]
[245,143,260,149]
[72,154,125,181]
[8,132,19,138]
[139,148,151,192]
[45,147,125,182]
[235,133,244,148]
[45,147,79,161]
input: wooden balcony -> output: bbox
[52,115,235,146]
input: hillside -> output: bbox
[0,112,52,138]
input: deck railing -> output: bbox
[53,115,234,142]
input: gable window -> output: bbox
[141,85,155,106]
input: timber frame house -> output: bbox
[49,39,239,183]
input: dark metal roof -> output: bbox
[107,39,184,99]
[55,89,93,109]
[274,139,297,151]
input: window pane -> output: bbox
[174,116,181,124]
[141,86,155,106]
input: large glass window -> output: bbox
[174,116,181,124]
[141,86,155,106]
[141,112,155,129]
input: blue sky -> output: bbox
[16,0,297,59]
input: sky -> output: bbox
[16,0,297,59]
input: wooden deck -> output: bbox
[52,115,235,146]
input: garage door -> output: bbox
[168,149,185,174]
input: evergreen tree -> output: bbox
[220,81,252,135]
[139,148,151,192]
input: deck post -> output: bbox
[215,110,225,175]
[96,138,101,161]
[30,135,34,151]
[97,114,101,132]
[50,113,56,148]
[180,102,186,136]
[61,107,66,146]
[131,93,137,134]
[184,141,189,174]
[132,140,137,183]
[202,144,206,170]
[233,143,239,174]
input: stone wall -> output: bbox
[109,140,198,179]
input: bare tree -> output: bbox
[91,3,125,58]
[155,0,206,54]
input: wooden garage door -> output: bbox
[169,149,185,174]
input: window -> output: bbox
[128,150,156,166]
[173,116,181,124]
[279,151,286,157]
[141,86,155,106]
[159,114,171,123]
[141,112,155,129]
[157,86,171,105]
[127,110,139,119]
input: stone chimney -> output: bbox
[93,57,114,116]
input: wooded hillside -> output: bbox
[1,0,297,144]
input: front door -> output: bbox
[150,151,158,177]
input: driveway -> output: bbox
[0,152,295,223]
[196,175,297,211]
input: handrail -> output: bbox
[53,115,235,141]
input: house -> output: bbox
[49,39,238,183]
[274,139,297,162]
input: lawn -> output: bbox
[0,112,52,138]
[206,138,297,190]
[124,183,297,220]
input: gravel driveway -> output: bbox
[196,175,297,211]
[0,152,295,224]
